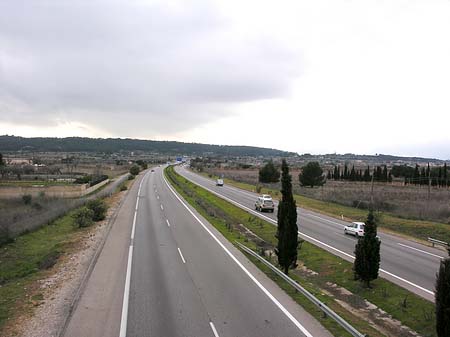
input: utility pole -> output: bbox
[370,167,374,209]
[427,162,431,216]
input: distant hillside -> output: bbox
[0,135,296,157]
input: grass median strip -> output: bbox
[202,172,450,245]
[167,166,437,337]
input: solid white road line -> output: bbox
[177,247,186,264]
[163,172,314,337]
[119,246,134,337]
[178,169,436,296]
[119,172,148,337]
[166,219,171,227]
[131,211,137,240]
[397,243,444,259]
[209,321,220,337]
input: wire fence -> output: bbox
[0,173,129,243]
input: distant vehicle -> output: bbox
[151,169,155,172]
[216,179,224,186]
[344,222,365,237]
[255,194,274,212]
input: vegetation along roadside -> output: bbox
[165,165,437,337]
[0,172,137,334]
[201,170,450,245]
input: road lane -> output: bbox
[177,166,445,301]
[126,166,333,337]
[64,171,148,337]
[127,170,213,336]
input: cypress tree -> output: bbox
[344,164,348,180]
[350,165,356,181]
[375,166,382,182]
[444,163,448,187]
[275,159,299,275]
[363,166,371,182]
[382,165,388,182]
[414,164,420,185]
[353,209,381,287]
[421,167,426,185]
[436,257,450,337]
[438,167,442,187]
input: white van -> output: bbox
[216,179,224,186]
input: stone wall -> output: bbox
[0,179,109,199]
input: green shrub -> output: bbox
[120,184,127,191]
[22,194,32,205]
[86,199,108,221]
[72,207,94,228]
[128,174,135,180]
[130,165,140,176]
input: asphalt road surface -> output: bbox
[64,167,333,337]
[176,165,447,302]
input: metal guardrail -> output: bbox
[428,237,449,248]
[235,241,366,337]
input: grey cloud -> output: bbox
[0,0,301,136]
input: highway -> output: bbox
[64,166,332,337]
[176,165,447,302]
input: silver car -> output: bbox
[255,195,275,212]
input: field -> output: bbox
[166,166,437,337]
[207,168,450,223]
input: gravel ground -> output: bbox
[5,189,128,337]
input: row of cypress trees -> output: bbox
[327,164,393,183]
[276,159,449,336]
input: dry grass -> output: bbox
[207,168,450,223]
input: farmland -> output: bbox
[205,167,450,223]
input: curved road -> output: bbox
[176,165,446,302]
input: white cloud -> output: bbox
[1,0,449,158]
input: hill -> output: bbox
[0,135,296,157]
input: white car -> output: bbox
[255,195,275,212]
[344,222,365,237]
[216,179,224,186]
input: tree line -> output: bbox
[327,164,393,183]
[0,135,294,157]
[391,163,449,187]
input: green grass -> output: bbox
[168,166,437,337]
[0,211,81,329]
[201,171,450,244]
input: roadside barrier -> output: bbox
[236,241,366,337]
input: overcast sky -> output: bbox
[1,0,449,159]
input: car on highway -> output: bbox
[255,194,275,212]
[216,178,224,186]
[344,222,365,237]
